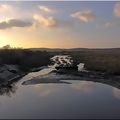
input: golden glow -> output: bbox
[0,2,120,48]
[0,32,11,47]
[0,27,95,49]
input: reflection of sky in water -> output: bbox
[71,81,95,93]
[113,88,120,100]
[0,55,120,119]
[0,79,120,119]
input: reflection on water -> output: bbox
[22,55,120,91]
[22,70,120,91]
[0,83,17,97]
[71,81,95,93]
[113,88,120,100]
[0,55,120,118]
[0,80,120,119]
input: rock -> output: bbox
[77,63,85,71]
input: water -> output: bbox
[0,55,120,119]
[0,79,120,119]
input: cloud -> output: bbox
[38,5,54,13]
[0,4,36,21]
[0,19,33,29]
[0,4,15,19]
[104,22,115,28]
[114,2,120,17]
[0,4,19,19]
[33,14,57,27]
[71,10,95,23]
[0,4,13,13]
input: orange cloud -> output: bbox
[114,2,120,17]
[0,4,13,12]
[71,10,95,23]
[33,14,57,27]
[38,5,54,13]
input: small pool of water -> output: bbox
[0,55,120,119]
[0,77,120,119]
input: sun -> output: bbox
[0,32,12,48]
[0,36,7,47]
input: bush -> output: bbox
[0,49,52,71]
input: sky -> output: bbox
[0,1,120,48]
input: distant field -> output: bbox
[0,48,120,75]
[69,51,120,75]
[49,49,120,75]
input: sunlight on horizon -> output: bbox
[0,1,120,48]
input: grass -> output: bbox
[50,50,120,75]
[0,49,52,71]
[68,51,120,75]
[0,48,120,75]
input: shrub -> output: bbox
[0,49,52,71]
